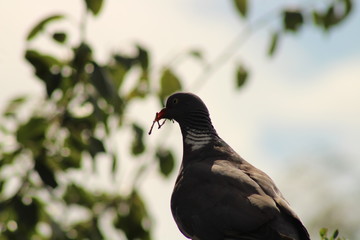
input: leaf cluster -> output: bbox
[0,0,181,239]
[233,0,353,57]
[231,0,353,89]
[320,228,347,240]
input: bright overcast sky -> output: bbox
[1,0,360,239]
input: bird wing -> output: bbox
[171,159,285,240]
[241,161,310,240]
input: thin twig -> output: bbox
[148,113,166,135]
[190,7,280,92]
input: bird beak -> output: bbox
[156,108,167,120]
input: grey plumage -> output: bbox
[154,92,310,240]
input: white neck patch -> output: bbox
[184,129,212,151]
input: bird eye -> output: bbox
[173,98,179,104]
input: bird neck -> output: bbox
[178,111,218,153]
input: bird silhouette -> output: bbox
[151,92,310,240]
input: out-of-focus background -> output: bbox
[1,0,359,239]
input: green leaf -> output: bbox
[111,154,118,174]
[90,62,116,100]
[319,228,328,238]
[0,180,4,194]
[189,49,203,60]
[27,14,65,41]
[156,148,175,177]
[62,152,82,169]
[312,11,323,27]
[159,68,182,104]
[17,117,47,149]
[131,124,145,156]
[127,73,150,101]
[1,150,20,165]
[88,136,106,158]
[3,96,28,118]
[86,96,108,125]
[72,218,104,239]
[91,63,124,113]
[114,191,151,240]
[324,6,337,30]
[25,50,61,76]
[52,32,67,44]
[283,10,304,32]
[123,46,151,101]
[233,0,248,18]
[268,32,280,57]
[313,4,350,31]
[323,0,353,30]
[72,42,93,71]
[343,0,353,16]
[13,196,39,229]
[0,124,9,134]
[235,64,248,89]
[35,152,58,188]
[136,45,149,70]
[332,229,339,239]
[114,54,136,70]
[63,132,84,169]
[108,63,127,91]
[85,0,104,16]
[62,113,96,132]
[63,183,95,207]
[25,50,62,97]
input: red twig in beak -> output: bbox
[148,112,166,135]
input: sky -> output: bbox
[1,0,360,239]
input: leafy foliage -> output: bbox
[156,148,175,178]
[159,68,182,104]
[232,0,353,76]
[235,63,248,89]
[3,96,27,118]
[26,14,65,41]
[52,32,67,44]
[85,0,104,16]
[312,0,352,31]
[0,1,175,239]
[131,123,146,156]
[268,32,280,57]
[233,0,248,18]
[283,10,304,32]
[320,228,346,240]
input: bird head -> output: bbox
[158,92,209,122]
[149,92,211,134]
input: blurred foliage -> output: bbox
[320,228,346,240]
[159,68,182,104]
[233,0,248,18]
[0,0,354,239]
[232,0,354,85]
[235,63,248,89]
[0,0,179,238]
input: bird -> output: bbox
[150,92,311,240]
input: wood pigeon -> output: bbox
[150,92,310,240]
